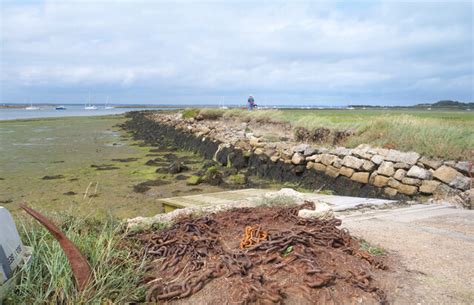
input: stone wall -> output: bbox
[123,111,473,204]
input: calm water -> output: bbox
[0,105,164,121]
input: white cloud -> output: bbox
[0,0,472,104]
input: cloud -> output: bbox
[0,0,472,105]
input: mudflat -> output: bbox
[0,115,229,218]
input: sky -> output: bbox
[1,0,473,106]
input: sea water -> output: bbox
[0,105,160,121]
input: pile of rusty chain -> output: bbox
[137,205,387,304]
[240,225,268,249]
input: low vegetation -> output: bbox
[5,213,145,304]
[359,239,385,256]
[184,108,473,160]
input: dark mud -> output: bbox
[111,158,139,163]
[42,175,65,180]
[91,164,120,171]
[133,179,171,193]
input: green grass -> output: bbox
[201,108,473,160]
[5,213,146,304]
[182,108,200,119]
[359,239,385,256]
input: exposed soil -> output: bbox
[133,179,171,193]
[111,157,139,163]
[131,204,389,304]
[90,164,120,171]
[42,175,65,180]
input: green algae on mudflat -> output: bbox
[0,115,226,219]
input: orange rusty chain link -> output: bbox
[240,225,268,249]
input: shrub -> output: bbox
[197,109,225,120]
[182,108,200,119]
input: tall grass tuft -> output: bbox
[347,115,473,159]
[5,213,146,304]
[215,108,473,160]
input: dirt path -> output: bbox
[341,205,474,304]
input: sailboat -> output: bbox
[84,93,97,110]
[219,96,228,109]
[25,102,39,110]
[104,96,113,109]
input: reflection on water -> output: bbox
[0,105,167,121]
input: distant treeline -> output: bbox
[350,100,473,109]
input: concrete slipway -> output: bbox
[158,189,474,304]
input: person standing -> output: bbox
[247,95,256,111]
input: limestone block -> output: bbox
[393,169,407,181]
[325,165,340,178]
[339,167,354,178]
[342,155,364,170]
[270,155,280,163]
[443,160,456,167]
[306,154,322,162]
[371,148,389,157]
[331,147,352,157]
[362,160,375,171]
[419,156,443,170]
[313,163,326,172]
[351,172,370,184]
[455,161,474,176]
[249,137,263,147]
[419,180,440,194]
[332,157,343,169]
[369,172,378,184]
[291,153,305,165]
[449,176,470,191]
[401,177,421,186]
[321,154,338,166]
[394,162,410,169]
[407,165,433,180]
[370,155,384,165]
[433,183,457,198]
[377,161,395,177]
[388,178,401,189]
[303,147,318,157]
[433,165,463,184]
[292,144,310,153]
[384,187,398,197]
[396,184,418,195]
[385,150,420,165]
[373,175,390,187]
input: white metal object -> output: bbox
[0,207,32,302]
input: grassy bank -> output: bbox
[187,108,473,160]
[5,212,145,304]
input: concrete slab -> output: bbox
[341,204,474,304]
[158,188,399,211]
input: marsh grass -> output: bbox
[5,213,146,304]
[206,108,473,160]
